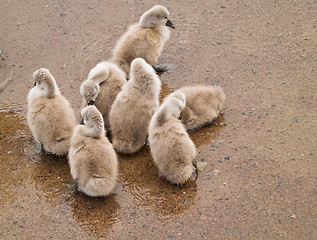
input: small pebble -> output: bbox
[195,161,208,171]
[291,214,297,219]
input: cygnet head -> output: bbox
[80,80,100,105]
[164,94,186,119]
[140,5,175,29]
[131,58,156,78]
[81,105,105,138]
[32,68,59,98]
[151,94,185,127]
[165,91,186,106]
[157,93,185,122]
[130,58,161,93]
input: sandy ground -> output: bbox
[0,0,316,239]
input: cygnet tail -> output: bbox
[166,165,194,185]
[83,176,116,197]
[113,139,142,154]
[213,86,226,108]
[153,63,177,73]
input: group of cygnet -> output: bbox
[27,5,226,196]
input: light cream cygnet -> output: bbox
[110,5,174,76]
[80,61,127,130]
[148,93,197,185]
[109,58,161,154]
[68,105,118,197]
[174,85,226,131]
[27,68,76,156]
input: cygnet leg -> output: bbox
[70,179,79,197]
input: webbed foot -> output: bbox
[153,63,176,73]
[67,179,79,197]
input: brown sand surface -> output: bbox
[0,1,316,239]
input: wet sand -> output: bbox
[1,0,316,239]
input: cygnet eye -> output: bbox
[165,16,167,19]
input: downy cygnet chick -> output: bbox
[27,68,76,155]
[68,105,118,197]
[110,5,175,76]
[175,85,226,131]
[148,93,197,185]
[109,58,161,154]
[80,61,127,130]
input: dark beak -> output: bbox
[80,119,85,125]
[166,19,175,29]
[88,101,95,106]
[178,115,183,121]
[33,82,37,87]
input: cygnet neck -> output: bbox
[42,80,59,98]
[85,120,105,138]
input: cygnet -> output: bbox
[27,68,76,155]
[68,105,118,197]
[80,61,127,130]
[148,93,197,185]
[110,5,175,76]
[109,58,161,154]
[175,85,226,131]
